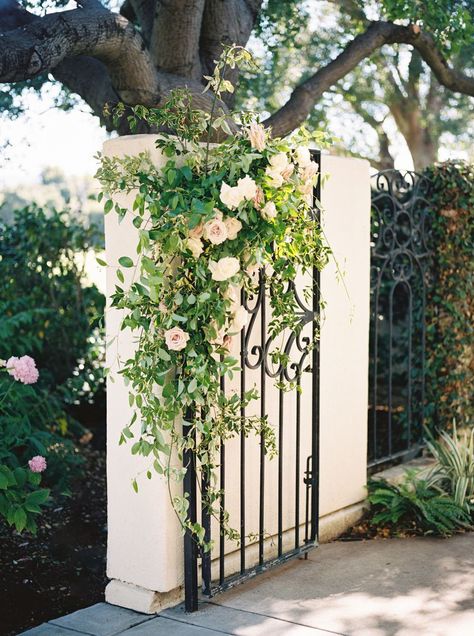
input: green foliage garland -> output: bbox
[96,47,331,547]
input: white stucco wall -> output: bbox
[102,137,370,611]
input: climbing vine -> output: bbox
[423,161,474,431]
[96,47,331,547]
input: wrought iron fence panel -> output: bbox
[183,152,322,611]
[369,170,432,470]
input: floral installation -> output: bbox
[96,46,331,546]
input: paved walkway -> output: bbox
[23,533,474,636]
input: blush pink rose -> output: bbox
[189,222,204,239]
[203,215,228,245]
[6,355,39,384]
[28,455,47,473]
[164,327,190,351]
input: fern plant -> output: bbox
[368,470,472,536]
[425,424,474,512]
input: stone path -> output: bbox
[22,533,474,636]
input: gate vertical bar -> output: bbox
[183,410,198,612]
[310,149,321,543]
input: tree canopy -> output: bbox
[0,0,473,144]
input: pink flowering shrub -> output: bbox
[28,456,47,473]
[6,355,39,385]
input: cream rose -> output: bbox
[209,256,240,281]
[265,169,284,188]
[220,182,242,209]
[261,201,277,221]
[247,122,266,151]
[224,216,242,240]
[186,237,204,258]
[237,175,257,200]
[295,147,312,167]
[203,215,228,244]
[219,176,257,209]
[301,162,318,182]
[229,305,249,334]
[269,152,290,172]
[164,326,190,351]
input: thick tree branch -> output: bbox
[150,0,205,80]
[0,5,160,105]
[265,21,474,138]
[0,1,233,136]
[200,0,263,104]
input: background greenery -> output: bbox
[0,205,105,532]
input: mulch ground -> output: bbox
[0,445,107,636]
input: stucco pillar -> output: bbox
[103,136,183,613]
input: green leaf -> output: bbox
[0,473,8,490]
[13,507,27,533]
[96,257,107,267]
[118,256,134,268]
[104,199,114,214]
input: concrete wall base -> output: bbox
[319,501,367,543]
[105,580,183,615]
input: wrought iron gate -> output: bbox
[368,170,432,470]
[183,152,321,611]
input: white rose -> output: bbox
[236,175,257,201]
[164,326,190,351]
[224,216,242,240]
[220,182,242,210]
[295,147,312,167]
[269,152,290,172]
[247,122,266,151]
[229,305,249,334]
[203,216,228,244]
[186,237,204,258]
[301,162,318,181]
[261,201,277,221]
[265,168,284,188]
[209,256,240,281]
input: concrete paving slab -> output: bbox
[49,602,152,635]
[123,616,226,634]
[210,533,474,636]
[21,534,474,636]
[21,626,82,636]
[163,602,340,635]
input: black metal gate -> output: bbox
[183,153,321,611]
[368,170,432,471]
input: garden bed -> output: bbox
[0,445,106,636]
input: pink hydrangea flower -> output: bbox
[6,355,39,384]
[28,455,47,473]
